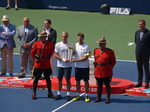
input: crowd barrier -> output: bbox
[0,0,150,14]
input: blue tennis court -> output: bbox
[0,54,150,112]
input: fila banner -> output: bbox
[110,7,131,15]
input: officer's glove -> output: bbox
[35,54,40,62]
[93,62,97,68]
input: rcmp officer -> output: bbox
[93,37,116,103]
[31,30,55,99]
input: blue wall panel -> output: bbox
[0,0,149,14]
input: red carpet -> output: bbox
[0,75,133,94]
[51,76,133,94]
[126,85,150,97]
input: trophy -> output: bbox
[68,45,74,61]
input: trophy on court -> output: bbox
[68,45,74,61]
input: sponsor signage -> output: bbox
[110,7,131,15]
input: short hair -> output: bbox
[77,33,84,39]
[62,31,68,36]
[138,20,146,25]
[45,19,51,24]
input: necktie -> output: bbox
[140,31,144,41]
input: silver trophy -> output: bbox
[68,45,74,61]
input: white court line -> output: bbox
[13,53,136,62]
[51,93,85,112]
[117,60,136,62]
[127,42,135,46]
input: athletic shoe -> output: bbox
[5,6,10,10]
[85,96,90,102]
[66,96,70,101]
[18,74,25,78]
[72,95,80,101]
[134,83,142,87]
[145,84,149,89]
[0,73,6,76]
[55,95,62,100]
[15,8,19,10]
[9,73,13,77]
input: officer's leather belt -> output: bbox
[96,62,110,66]
[41,56,50,59]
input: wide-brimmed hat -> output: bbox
[2,15,9,21]
[96,37,109,43]
[37,30,48,37]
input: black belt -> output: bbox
[41,56,50,59]
[96,62,110,66]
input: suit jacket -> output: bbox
[16,24,38,53]
[0,23,16,49]
[43,28,57,45]
[135,28,150,56]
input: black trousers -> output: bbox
[95,77,112,98]
[136,55,150,85]
[33,67,52,80]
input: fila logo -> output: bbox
[110,7,131,15]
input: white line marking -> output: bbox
[13,53,137,62]
[51,93,85,112]
[127,42,135,46]
[117,60,136,62]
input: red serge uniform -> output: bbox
[94,48,116,78]
[31,41,54,69]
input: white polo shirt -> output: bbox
[55,41,74,67]
[74,43,90,68]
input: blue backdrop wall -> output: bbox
[0,0,150,14]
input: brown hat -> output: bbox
[37,30,49,37]
[96,37,109,43]
[2,15,9,21]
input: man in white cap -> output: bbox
[0,15,16,76]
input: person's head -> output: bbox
[44,19,51,29]
[61,32,68,43]
[23,17,30,27]
[38,30,48,43]
[138,20,146,31]
[2,15,10,26]
[96,37,109,49]
[77,33,84,44]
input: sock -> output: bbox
[57,91,61,95]
[67,91,70,96]
[15,5,18,8]
[85,93,88,96]
[76,93,79,96]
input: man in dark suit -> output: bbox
[16,17,38,78]
[43,19,57,46]
[134,20,150,88]
[41,19,57,78]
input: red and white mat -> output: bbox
[0,75,133,94]
[126,85,150,97]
